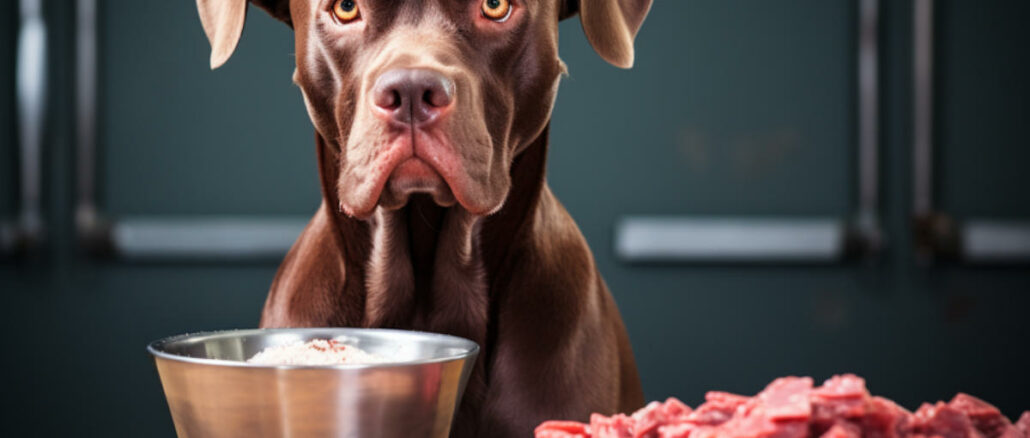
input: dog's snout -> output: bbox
[372,69,455,125]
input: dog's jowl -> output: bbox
[195,0,652,435]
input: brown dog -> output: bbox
[196,0,651,435]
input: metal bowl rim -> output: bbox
[147,327,480,370]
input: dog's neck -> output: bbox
[362,200,486,335]
[312,126,550,344]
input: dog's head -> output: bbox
[197,0,651,218]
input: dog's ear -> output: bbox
[559,0,580,20]
[561,0,652,69]
[196,0,291,70]
[196,0,247,69]
[251,0,293,26]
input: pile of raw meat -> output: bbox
[535,374,1030,438]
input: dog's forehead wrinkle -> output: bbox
[310,33,343,94]
[362,31,464,80]
[395,0,455,28]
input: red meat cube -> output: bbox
[657,422,695,438]
[820,424,862,438]
[949,393,1021,438]
[1015,412,1030,437]
[688,392,751,426]
[631,401,666,438]
[662,397,693,420]
[757,377,814,422]
[591,413,635,438]
[536,420,591,438]
[859,396,912,438]
[907,402,982,438]
[813,375,869,399]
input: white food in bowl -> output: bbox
[247,339,387,365]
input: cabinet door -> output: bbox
[911,0,1030,262]
[552,0,853,221]
[549,0,866,401]
[937,0,1030,218]
[547,0,1030,415]
[99,0,317,217]
[556,0,864,264]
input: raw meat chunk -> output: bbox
[535,375,1029,438]
[536,421,591,438]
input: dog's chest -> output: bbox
[363,205,490,349]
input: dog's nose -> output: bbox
[371,69,455,125]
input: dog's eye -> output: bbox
[481,0,512,22]
[333,0,360,22]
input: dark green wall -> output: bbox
[98,0,318,216]
[553,0,853,217]
[1,1,1027,436]
[937,1,1030,217]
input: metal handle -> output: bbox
[854,0,883,255]
[3,0,48,256]
[910,0,1030,264]
[106,217,308,261]
[912,0,934,220]
[616,217,846,263]
[911,0,943,263]
[75,0,101,246]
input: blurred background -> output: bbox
[1,0,1028,435]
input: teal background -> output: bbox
[1,0,1028,435]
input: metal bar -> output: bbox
[852,0,883,255]
[961,220,1030,263]
[857,0,879,224]
[16,0,46,243]
[615,217,845,263]
[909,0,961,262]
[912,0,934,218]
[71,0,303,261]
[75,0,99,233]
[110,216,308,261]
[3,0,48,256]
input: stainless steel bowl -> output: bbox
[148,328,479,438]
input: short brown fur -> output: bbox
[195,0,651,436]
